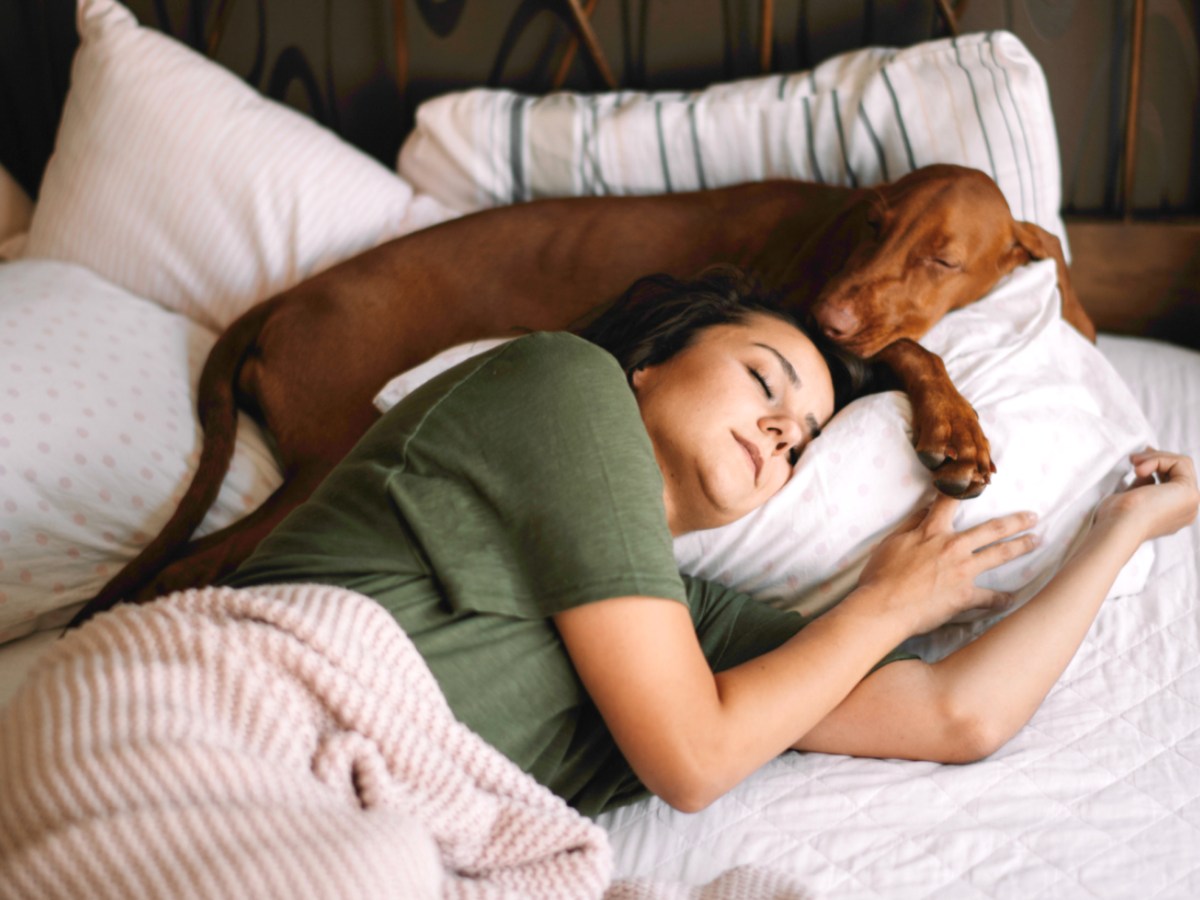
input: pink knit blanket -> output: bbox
[0,584,812,899]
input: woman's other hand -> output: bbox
[855,495,1039,636]
[1093,448,1199,542]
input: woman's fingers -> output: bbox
[970,530,1041,571]
[959,509,1039,549]
[1094,449,1199,541]
[893,501,934,534]
[889,493,953,537]
[1132,448,1197,487]
[922,493,961,532]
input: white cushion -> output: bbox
[0,260,282,643]
[397,31,1067,247]
[20,0,451,331]
[375,261,1154,659]
[677,261,1154,659]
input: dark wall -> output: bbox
[2,0,1196,217]
[956,0,1199,215]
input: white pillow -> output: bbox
[0,163,32,260]
[0,260,282,644]
[398,31,1067,246]
[20,0,451,331]
[374,261,1154,660]
[676,261,1154,660]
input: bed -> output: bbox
[1,0,1198,896]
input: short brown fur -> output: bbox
[74,164,1093,624]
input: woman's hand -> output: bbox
[855,495,1040,636]
[1093,448,1199,543]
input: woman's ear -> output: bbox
[630,365,648,391]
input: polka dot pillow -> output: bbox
[0,260,281,643]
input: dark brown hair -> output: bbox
[579,264,869,412]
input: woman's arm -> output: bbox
[554,503,1039,812]
[795,448,1200,761]
[558,450,1197,812]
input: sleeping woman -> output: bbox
[219,264,1199,816]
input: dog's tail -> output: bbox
[66,305,270,629]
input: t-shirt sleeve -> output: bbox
[686,576,921,672]
[388,332,688,618]
[686,576,811,670]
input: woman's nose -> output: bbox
[762,415,802,455]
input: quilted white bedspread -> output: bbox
[599,335,1200,899]
[0,338,1196,899]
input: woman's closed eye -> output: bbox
[750,364,805,466]
[749,366,774,399]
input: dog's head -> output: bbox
[805,164,1074,358]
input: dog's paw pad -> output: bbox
[918,449,947,470]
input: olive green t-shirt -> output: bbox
[226,332,816,815]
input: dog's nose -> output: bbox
[815,304,859,340]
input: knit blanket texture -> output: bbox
[0,584,812,899]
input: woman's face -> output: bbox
[633,312,836,535]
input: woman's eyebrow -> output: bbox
[754,342,800,387]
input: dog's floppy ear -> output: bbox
[1005,220,1097,342]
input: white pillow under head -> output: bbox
[21,0,451,331]
[0,260,281,644]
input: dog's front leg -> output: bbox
[873,339,995,498]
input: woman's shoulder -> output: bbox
[496,331,624,378]
[387,331,637,449]
[470,332,632,407]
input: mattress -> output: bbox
[596,334,1200,898]
[2,333,1197,898]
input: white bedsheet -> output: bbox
[1,335,1197,898]
[598,334,1200,898]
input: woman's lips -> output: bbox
[735,433,762,482]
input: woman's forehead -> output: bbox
[710,313,815,357]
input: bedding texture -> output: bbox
[20,0,451,331]
[0,582,813,900]
[0,261,281,644]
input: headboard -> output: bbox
[1,0,1196,347]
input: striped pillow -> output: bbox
[21,0,450,331]
[398,31,1066,244]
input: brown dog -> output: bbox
[74,163,1094,622]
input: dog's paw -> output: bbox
[930,459,989,498]
[912,403,994,498]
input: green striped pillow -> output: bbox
[398,31,1066,245]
